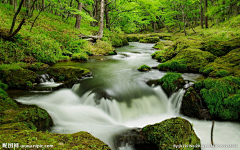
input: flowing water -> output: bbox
[15,42,240,150]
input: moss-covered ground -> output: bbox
[0,3,127,64]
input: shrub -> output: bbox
[72,53,89,61]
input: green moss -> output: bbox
[158,72,185,96]
[203,38,240,57]
[153,42,164,50]
[142,117,200,150]
[194,76,240,120]
[139,37,159,43]
[158,59,188,72]
[72,52,89,61]
[0,81,8,90]
[47,66,90,81]
[202,48,240,77]
[0,64,37,89]
[138,64,151,72]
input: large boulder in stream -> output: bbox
[47,66,91,82]
[115,117,201,150]
[182,76,240,121]
[158,72,185,97]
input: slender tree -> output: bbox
[204,0,208,28]
[98,0,104,38]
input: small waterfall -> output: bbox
[39,74,54,83]
[167,89,186,115]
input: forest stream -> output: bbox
[14,42,240,150]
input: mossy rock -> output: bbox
[194,76,240,121]
[203,38,240,57]
[13,107,53,131]
[182,87,212,120]
[126,34,148,42]
[111,35,129,47]
[0,64,37,89]
[158,59,188,72]
[170,48,216,72]
[142,117,201,150]
[47,66,91,81]
[158,72,185,96]
[154,40,174,50]
[0,123,110,150]
[201,48,240,77]
[139,37,159,43]
[138,64,151,72]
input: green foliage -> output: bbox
[72,53,89,61]
[158,59,187,72]
[158,72,184,95]
[0,81,8,91]
[194,77,240,120]
[138,64,151,71]
[139,37,159,43]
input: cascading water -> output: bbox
[15,42,240,150]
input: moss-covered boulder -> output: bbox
[181,87,212,120]
[111,35,129,47]
[153,40,174,50]
[201,48,240,77]
[47,66,91,82]
[0,64,37,89]
[203,38,240,57]
[192,76,240,121]
[138,64,151,72]
[158,48,216,72]
[0,123,110,150]
[126,34,148,42]
[115,117,200,150]
[139,37,159,43]
[158,72,185,96]
[142,117,201,150]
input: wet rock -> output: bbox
[114,117,201,150]
[120,54,130,57]
[47,66,91,82]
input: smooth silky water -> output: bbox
[15,42,240,150]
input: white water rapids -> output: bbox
[15,43,240,150]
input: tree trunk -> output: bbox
[75,1,82,29]
[200,0,203,29]
[105,0,110,29]
[98,0,104,38]
[204,0,208,28]
[14,0,17,12]
[28,0,31,10]
[42,0,45,9]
